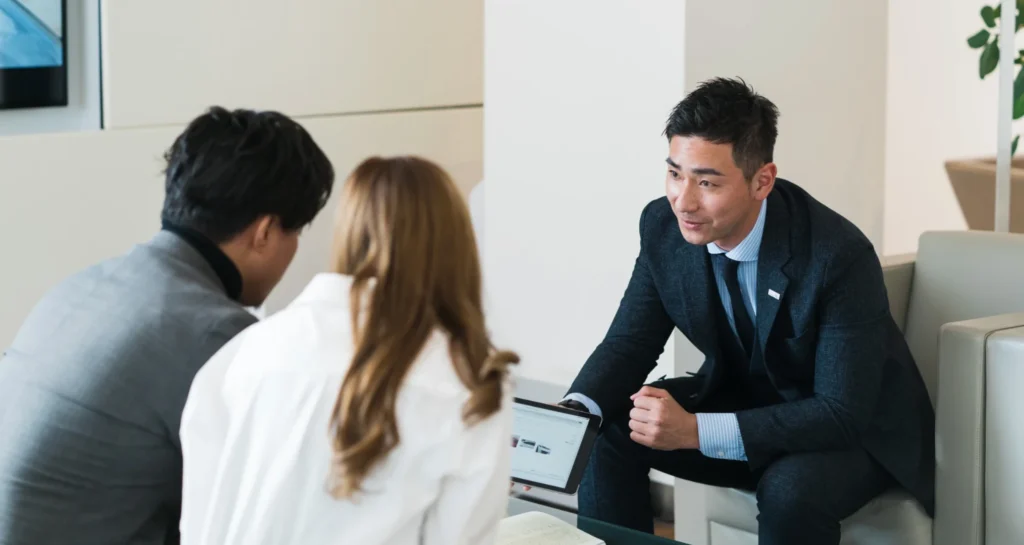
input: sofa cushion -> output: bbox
[904,231,1024,402]
[705,487,931,545]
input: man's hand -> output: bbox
[628,386,699,450]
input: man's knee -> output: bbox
[755,457,840,537]
[756,475,827,525]
[594,416,639,454]
[584,415,657,483]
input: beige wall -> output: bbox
[884,0,1020,254]
[686,0,888,248]
[0,0,482,347]
[100,0,482,129]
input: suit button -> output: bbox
[717,451,725,457]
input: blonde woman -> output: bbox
[178,156,518,545]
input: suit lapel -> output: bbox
[677,242,716,354]
[755,190,792,357]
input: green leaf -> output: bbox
[983,5,998,27]
[981,41,1001,79]
[1007,91,1024,118]
[995,4,1002,18]
[1013,135,1020,155]
[969,29,991,48]
[1015,67,1024,101]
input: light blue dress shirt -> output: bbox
[565,200,767,461]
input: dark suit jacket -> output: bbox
[568,179,936,515]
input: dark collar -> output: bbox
[161,222,243,301]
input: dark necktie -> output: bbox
[714,254,755,357]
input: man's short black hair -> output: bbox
[162,106,335,242]
[664,77,779,179]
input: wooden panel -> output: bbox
[100,0,482,128]
[0,107,482,346]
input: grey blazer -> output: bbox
[0,232,258,545]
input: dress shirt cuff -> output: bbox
[696,412,747,461]
[562,393,603,421]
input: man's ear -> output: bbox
[252,215,276,251]
[753,163,777,198]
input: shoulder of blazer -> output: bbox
[773,179,875,276]
[638,197,682,251]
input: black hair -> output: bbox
[161,106,335,242]
[664,77,779,179]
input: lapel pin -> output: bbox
[768,289,781,300]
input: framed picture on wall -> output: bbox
[0,0,68,109]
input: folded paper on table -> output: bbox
[497,511,604,545]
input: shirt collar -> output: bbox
[706,199,767,262]
[294,272,356,306]
[161,221,243,301]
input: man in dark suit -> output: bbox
[561,78,935,544]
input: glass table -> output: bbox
[507,496,685,545]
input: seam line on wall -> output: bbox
[103,103,484,132]
[296,102,483,120]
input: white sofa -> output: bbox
[703,231,1024,544]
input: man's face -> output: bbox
[259,228,300,300]
[664,136,771,250]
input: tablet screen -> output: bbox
[510,401,593,489]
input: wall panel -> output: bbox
[0,107,482,347]
[100,0,483,129]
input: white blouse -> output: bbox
[179,273,513,545]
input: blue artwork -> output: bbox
[0,0,63,69]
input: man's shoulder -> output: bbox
[640,196,672,221]
[15,242,255,363]
[775,179,873,252]
[773,179,876,283]
[638,197,677,238]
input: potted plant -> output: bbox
[945,2,1024,233]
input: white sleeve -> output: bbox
[420,392,513,545]
[178,338,241,543]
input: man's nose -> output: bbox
[673,183,699,213]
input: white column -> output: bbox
[483,0,686,387]
[483,4,693,536]
[995,0,1015,232]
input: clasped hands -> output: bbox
[628,386,700,451]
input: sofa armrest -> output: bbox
[881,253,915,332]
[983,325,1024,545]
[935,312,1024,545]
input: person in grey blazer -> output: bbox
[560,79,934,545]
[0,107,335,545]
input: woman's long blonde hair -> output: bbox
[328,156,518,499]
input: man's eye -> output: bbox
[669,170,680,179]
[699,180,711,187]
